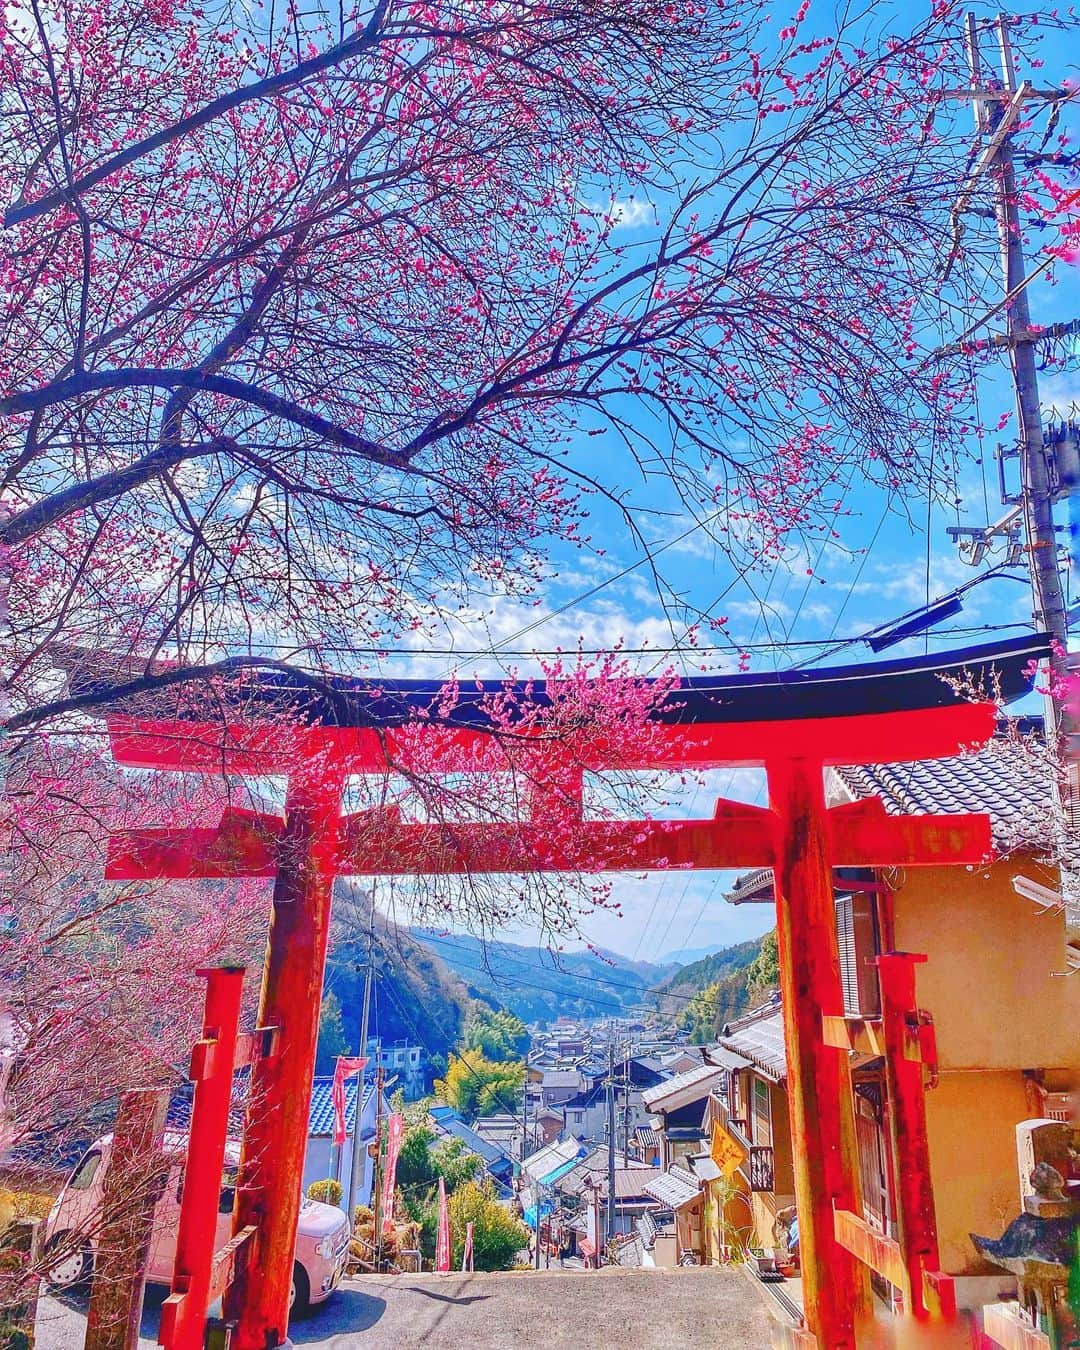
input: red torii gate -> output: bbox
[90,634,1046,1350]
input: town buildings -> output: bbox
[709,736,1080,1334]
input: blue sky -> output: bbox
[361,14,1080,968]
[366,261,1080,965]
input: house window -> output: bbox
[835,892,881,1018]
[752,1078,771,1147]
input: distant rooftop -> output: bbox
[641,1062,726,1114]
[429,1104,511,1168]
[717,997,786,1082]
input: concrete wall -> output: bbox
[302,1135,372,1209]
[893,858,1079,1071]
[924,1068,1032,1275]
[893,857,1078,1276]
[563,1096,652,1142]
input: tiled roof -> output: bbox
[606,1167,662,1200]
[550,1147,638,1197]
[708,1046,753,1071]
[521,1136,584,1181]
[536,1155,583,1186]
[541,1069,584,1088]
[167,1075,378,1138]
[726,734,1064,905]
[560,1085,605,1110]
[637,1212,659,1248]
[641,1062,726,1113]
[726,866,775,906]
[718,997,787,1082]
[429,1105,510,1167]
[643,1165,700,1211]
[832,739,1056,853]
[688,1154,722,1183]
[309,1077,379,1136]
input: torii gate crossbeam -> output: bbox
[89,634,1047,1350]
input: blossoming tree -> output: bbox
[5,0,1071,735]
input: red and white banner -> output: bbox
[461,1220,474,1272]
[381,1112,404,1231]
[435,1176,451,1273]
[331,1056,367,1146]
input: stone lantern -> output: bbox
[971,1120,1079,1346]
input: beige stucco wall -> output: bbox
[892,857,1079,1071]
[924,1068,1031,1275]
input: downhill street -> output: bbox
[37,1266,769,1349]
[288,1267,767,1348]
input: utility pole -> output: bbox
[346,891,377,1226]
[617,1040,631,1162]
[605,1040,616,1247]
[371,1062,385,1271]
[955,15,1079,768]
[973,15,1068,654]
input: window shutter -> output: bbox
[836,895,859,1016]
[752,1077,771,1146]
[835,892,881,1017]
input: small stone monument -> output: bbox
[972,1120,1079,1342]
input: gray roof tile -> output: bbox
[718,998,787,1081]
[726,736,1066,905]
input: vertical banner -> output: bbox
[332,1056,367,1147]
[381,1112,404,1232]
[435,1176,451,1274]
[462,1221,474,1273]
[587,1186,601,1267]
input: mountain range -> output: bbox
[651,937,765,1029]
[409,929,676,1024]
[325,900,769,1051]
[659,943,731,966]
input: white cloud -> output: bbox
[1042,373,1080,419]
[594,196,657,232]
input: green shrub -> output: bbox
[307,1178,343,1207]
[449,1180,529,1272]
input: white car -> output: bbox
[44,1131,351,1313]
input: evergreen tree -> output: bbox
[462,1008,529,1061]
[746,931,780,1002]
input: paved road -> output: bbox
[291,1267,768,1348]
[38,1266,769,1348]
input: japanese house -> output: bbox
[717,732,1080,1318]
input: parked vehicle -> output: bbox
[43,1131,350,1313]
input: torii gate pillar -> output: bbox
[770,758,872,1345]
[223,764,346,1349]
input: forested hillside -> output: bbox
[322,914,479,1076]
[652,933,778,1040]
[411,930,674,1025]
